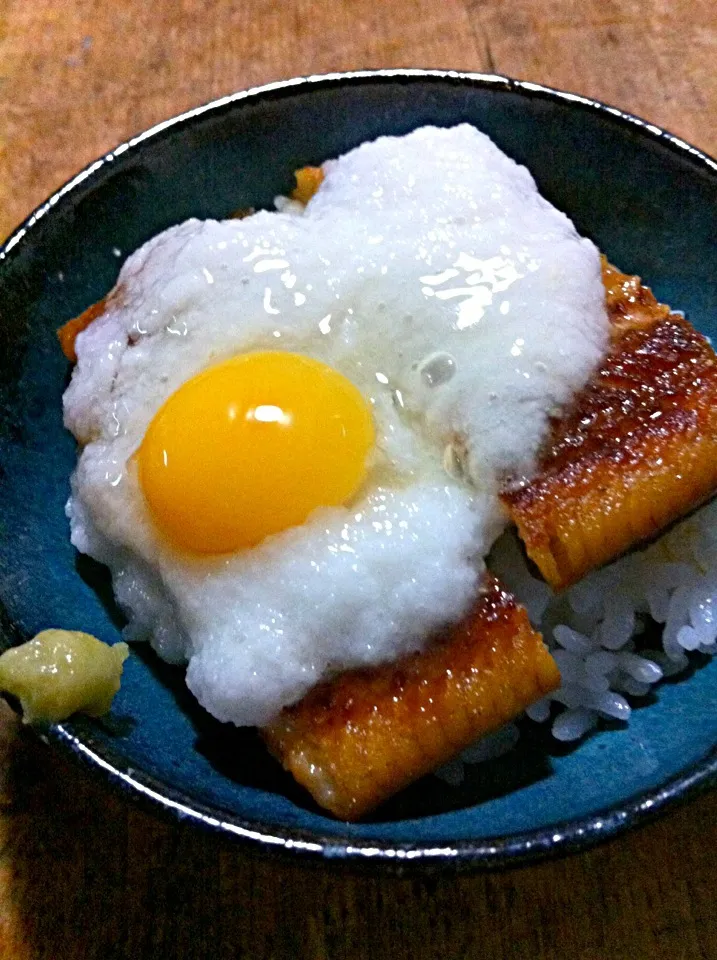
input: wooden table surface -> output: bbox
[1,1,716,957]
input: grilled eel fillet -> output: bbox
[503,260,717,590]
[58,297,108,363]
[264,577,560,820]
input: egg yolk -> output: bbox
[137,351,375,554]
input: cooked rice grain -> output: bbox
[495,499,717,740]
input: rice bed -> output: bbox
[438,499,717,782]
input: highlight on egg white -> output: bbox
[63,124,609,727]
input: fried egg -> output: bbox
[64,125,609,726]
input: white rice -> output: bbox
[438,497,717,777]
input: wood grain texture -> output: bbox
[0,1,716,957]
[0,714,714,960]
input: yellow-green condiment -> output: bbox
[0,629,128,724]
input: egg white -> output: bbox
[64,124,608,726]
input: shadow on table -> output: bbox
[1,701,716,960]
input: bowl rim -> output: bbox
[3,68,717,873]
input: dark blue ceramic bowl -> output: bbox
[1,71,716,872]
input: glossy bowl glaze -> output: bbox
[0,71,715,872]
